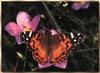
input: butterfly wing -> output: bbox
[50,33,72,64]
[29,30,49,64]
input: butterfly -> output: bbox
[20,29,85,69]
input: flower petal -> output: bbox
[72,2,90,10]
[50,29,57,35]
[31,15,41,31]
[15,35,22,44]
[16,11,31,29]
[5,22,22,36]
[54,60,67,69]
[38,61,52,68]
[81,2,90,9]
[71,3,82,10]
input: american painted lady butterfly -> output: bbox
[29,30,72,64]
[20,29,85,66]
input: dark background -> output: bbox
[2,2,99,72]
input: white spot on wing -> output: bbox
[29,31,32,37]
[70,32,74,38]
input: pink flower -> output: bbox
[71,2,90,10]
[5,11,41,44]
[38,60,67,69]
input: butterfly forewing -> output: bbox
[50,33,72,64]
[29,30,49,64]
